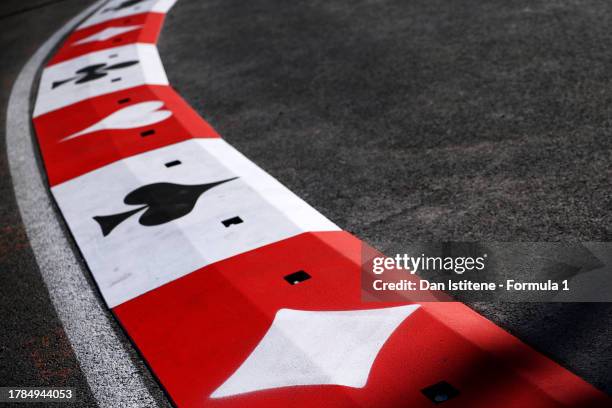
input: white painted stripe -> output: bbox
[52,139,339,307]
[34,43,168,117]
[79,0,178,29]
[5,0,161,406]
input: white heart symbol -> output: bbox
[61,101,172,142]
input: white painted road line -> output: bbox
[6,0,161,406]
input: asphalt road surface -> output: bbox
[0,0,610,406]
[1,1,99,406]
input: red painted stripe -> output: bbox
[49,12,166,65]
[33,85,218,186]
[423,302,609,407]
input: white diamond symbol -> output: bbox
[211,304,420,398]
[73,26,142,45]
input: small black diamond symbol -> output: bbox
[421,381,459,404]
[284,270,311,285]
[222,216,243,227]
[164,160,182,168]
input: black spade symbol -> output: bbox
[52,61,139,89]
[93,178,238,236]
[103,0,146,13]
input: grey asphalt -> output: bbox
[158,0,612,395]
[1,1,98,405]
[0,0,610,405]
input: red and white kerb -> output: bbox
[31,0,609,407]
